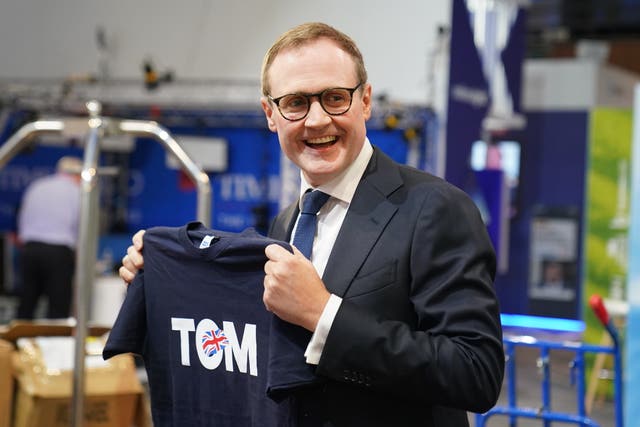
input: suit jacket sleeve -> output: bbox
[312,153,504,414]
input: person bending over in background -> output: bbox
[120,22,504,427]
[16,156,82,319]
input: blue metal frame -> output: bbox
[476,316,623,426]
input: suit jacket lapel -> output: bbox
[269,202,298,242]
[322,148,402,297]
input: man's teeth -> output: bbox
[307,136,336,144]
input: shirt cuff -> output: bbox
[304,293,342,365]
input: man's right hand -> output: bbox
[119,229,146,284]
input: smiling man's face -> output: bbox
[261,37,372,187]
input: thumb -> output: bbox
[133,229,146,250]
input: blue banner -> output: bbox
[445,0,490,190]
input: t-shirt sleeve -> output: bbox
[102,272,147,360]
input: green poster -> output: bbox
[584,108,632,340]
[583,107,632,400]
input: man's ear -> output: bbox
[361,83,373,120]
[261,97,277,132]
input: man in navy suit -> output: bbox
[121,22,504,427]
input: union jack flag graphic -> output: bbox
[201,327,229,357]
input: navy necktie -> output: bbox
[292,190,330,259]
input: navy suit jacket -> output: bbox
[268,147,504,427]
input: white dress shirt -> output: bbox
[291,139,374,364]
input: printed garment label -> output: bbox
[199,235,216,249]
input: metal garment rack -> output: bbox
[0,100,211,427]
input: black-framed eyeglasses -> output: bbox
[268,83,363,121]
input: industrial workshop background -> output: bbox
[0,1,639,426]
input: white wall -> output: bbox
[0,0,451,105]
[523,58,640,111]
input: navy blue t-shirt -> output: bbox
[103,222,305,427]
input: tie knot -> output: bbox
[301,190,330,215]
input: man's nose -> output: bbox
[304,98,331,126]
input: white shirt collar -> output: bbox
[299,138,373,207]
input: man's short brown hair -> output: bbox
[261,22,368,96]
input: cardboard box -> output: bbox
[13,390,139,427]
[0,320,145,427]
[0,339,13,427]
